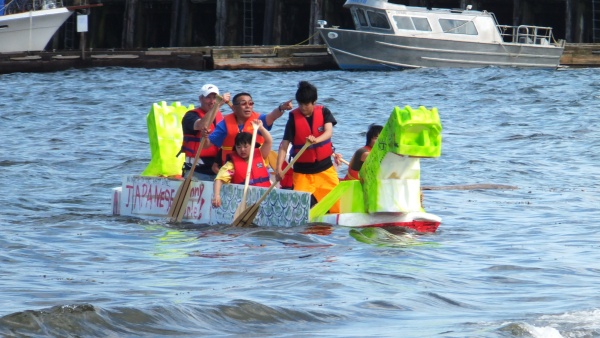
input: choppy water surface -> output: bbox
[1,66,599,337]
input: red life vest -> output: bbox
[280,161,294,189]
[230,149,271,187]
[181,108,223,158]
[221,112,265,162]
[291,106,333,163]
[344,145,371,180]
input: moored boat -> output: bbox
[0,0,72,53]
[112,102,443,233]
[317,0,565,70]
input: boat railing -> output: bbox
[2,0,64,15]
[497,24,561,46]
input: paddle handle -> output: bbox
[186,96,224,175]
[167,95,223,222]
[231,140,312,227]
[240,124,259,201]
[258,140,311,203]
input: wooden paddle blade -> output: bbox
[230,140,312,228]
[233,199,247,219]
[267,150,278,170]
[167,96,223,223]
[167,178,192,222]
[231,203,260,227]
[422,184,518,191]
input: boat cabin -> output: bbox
[341,0,557,46]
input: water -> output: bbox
[1,66,599,337]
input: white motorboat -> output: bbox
[317,0,565,70]
[0,0,72,53]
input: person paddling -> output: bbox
[202,92,292,167]
[179,84,231,181]
[212,120,272,208]
[275,81,340,213]
[344,124,382,180]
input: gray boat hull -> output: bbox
[319,28,564,70]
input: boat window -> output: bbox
[439,19,478,35]
[393,16,432,32]
[412,17,432,31]
[353,9,369,27]
[394,16,414,30]
[366,10,391,29]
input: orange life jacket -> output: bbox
[291,106,333,163]
[230,149,271,187]
[180,108,223,158]
[221,112,265,162]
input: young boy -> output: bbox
[212,120,272,208]
[275,81,340,213]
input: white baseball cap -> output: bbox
[199,84,219,97]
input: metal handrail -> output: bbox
[497,24,555,45]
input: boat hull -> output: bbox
[112,175,441,233]
[314,212,441,233]
[0,8,72,53]
[318,28,564,70]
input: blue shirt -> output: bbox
[209,113,271,147]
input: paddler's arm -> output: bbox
[275,140,290,182]
[308,122,333,144]
[201,120,227,149]
[212,161,234,208]
[212,179,223,208]
[254,120,272,160]
[265,100,293,126]
[360,150,370,162]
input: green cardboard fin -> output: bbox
[142,101,193,177]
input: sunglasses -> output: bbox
[234,101,254,106]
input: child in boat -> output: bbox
[344,124,382,180]
[211,119,272,208]
[275,80,340,213]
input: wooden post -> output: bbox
[169,0,181,46]
[512,0,521,26]
[273,0,282,45]
[216,0,227,46]
[263,0,275,45]
[122,0,137,48]
[565,0,572,42]
[309,0,322,45]
[81,32,86,60]
[178,0,189,46]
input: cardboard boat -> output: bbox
[112,101,443,233]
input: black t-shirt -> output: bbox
[282,107,337,174]
[182,110,217,175]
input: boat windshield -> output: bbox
[353,8,369,27]
[366,10,391,29]
[439,19,478,35]
[393,16,432,32]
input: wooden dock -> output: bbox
[1,43,599,74]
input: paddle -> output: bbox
[231,140,312,227]
[267,150,278,170]
[232,122,259,219]
[167,95,224,223]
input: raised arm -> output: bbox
[253,119,272,160]
[265,100,293,126]
[276,140,291,181]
